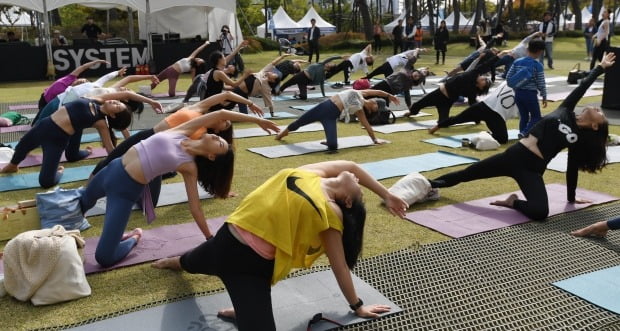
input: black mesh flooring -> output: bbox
[43,201,620,330]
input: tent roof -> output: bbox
[0,6,32,26]
[271,6,301,29]
[0,0,234,13]
[444,12,473,27]
[383,11,406,33]
[297,6,335,30]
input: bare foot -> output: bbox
[121,228,143,243]
[151,256,182,270]
[227,191,238,198]
[57,166,65,176]
[1,163,18,173]
[571,221,609,237]
[428,125,440,134]
[217,307,236,321]
[85,146,93,156]
[275,129,289,141]
[490,193,518,208]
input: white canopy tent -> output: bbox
[0,6,33,26]
[296,6,336,33]
[443,11,473,30]
[383,11,406,34]
[256,6,304,37]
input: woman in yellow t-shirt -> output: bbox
[152,160,408,330]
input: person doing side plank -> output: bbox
[79,110,280,267]
[275,89,399,151]
[152,160,409,331]
[150,41,210,97]
[429,53,615,221]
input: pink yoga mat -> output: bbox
[406,183,617,238]
[0,147,108,168]
[8,104,37,111]
[0,125,31,133]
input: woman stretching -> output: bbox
[152,160,409,330]
[364,48,423,79]
[198,46,252,108]
[1,97,133,188]
[275,89,399,151]
[428,81,517,144]
[429,53,615,221]
[79,110,280,267]
[278,56,343,100]
[151,41,210,97]
[370,68,428,108]
[404,52,499,122]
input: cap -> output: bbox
[374,98,387,112]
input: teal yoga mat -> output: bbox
[548,145,620,172]
[423,129,520,148]
[553,265,620,314]
[360,151,479,180]
[6,130,142,148]
[0,165,94,192]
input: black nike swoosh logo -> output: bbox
[286,176,322,218]
[307,245,321,255]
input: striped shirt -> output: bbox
[506,56,546,100]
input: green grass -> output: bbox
[1,36,619,330]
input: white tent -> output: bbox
[419,14,430,28]
[443,11,473,30]
[0,6,33,27]
[558,8,575,30]
[383,10,406,34]
[297,6,336,33]
[256,6,304,37]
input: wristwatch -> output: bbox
[349,298,363,311]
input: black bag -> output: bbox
[367,109,396,125]
[567,63,587,84]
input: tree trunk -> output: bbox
[591,0,603,21]
[452,0,460,33]
[356,0,374,40]
[495,0,505,26]
[518,0,526,30]
[471,0,481,34]
[427,0,435,33]
[507,0,514,30]
[570,0,581,30]
[411,0,418,22]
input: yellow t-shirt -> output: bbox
[227,168,343,284]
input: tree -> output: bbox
[570,0,581,30]
[591,0,603,22]
[452,0,460,33]
[356,0,373,40]
[426,0,434,33]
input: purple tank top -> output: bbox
[133,131,194,182]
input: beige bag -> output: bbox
[388,172,439,205]
[471,131,501,151]
[3,225,91,305]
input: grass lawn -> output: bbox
[0,35,619,329]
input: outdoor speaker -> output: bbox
[602,47,620,110]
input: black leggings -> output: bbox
[432,142,549,220]
[436,50,446,64]
[183,75,201,102]
[370,80,393,106]
[409,88,454,123]
[437,102,508,144]
[326,60,354,83]
[279,72,312,100]
[181,224,276,331]
[590,38,609,70]
[91,128,162,206]
[365,62,393,79]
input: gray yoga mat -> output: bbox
[84,182,213,217]
[547,145,620,172]
[274,92,337,101]
[372,120,475,134]
[360,151,479,180]
[234,122,323,139]
[6,130,142,148]
[248,136,389,158]
[422,129,520,148]
[70,270,402,331]
[290,104,317,111]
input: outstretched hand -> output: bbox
[384,193,408,218]
[258,118,280,135]
[355,304,391,318]
[150,101,163,114]
[249,103,264,117]
[600,52,616,69]
[150,75,160,85]
[388,94,400,105]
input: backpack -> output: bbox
[507,61,535,89]
[367,108,396,125]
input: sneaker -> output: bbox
[331,82,344,89]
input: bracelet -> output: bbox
[206,235,214,241]
[349,298,363,311]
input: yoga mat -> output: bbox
[0,125,31,133]
[5,130,142,148]
[69,270,401,331]
[544,89,603,102]
[545,76,569,83]
[157,97,188,104]
[262,111,298,119]
[248,136,390,158]
[274,92,337,101]
[408,87,438,96]
[372,120,475,134]
[0,165,95,192]
[405,183,618,238]
[151,92,186,98]
[0,147,107,169]
[84,182,214,217]
[553,265,620,314]
[290,104,317,111]
[548,145,620,172]
[235,122,323,139]
[360,151,479,180]
[8,104,37,111]
[422,129,520,148]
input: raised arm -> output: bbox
[319,55,343,66]
[214,69,250,88]
[179,166,213,239]
[188,41,210,60]
[224,40,249,64]
[172,110,280,137]
[93,91,163,113]
[560,52,615,111]
[70,59,109,77]
[299,160,408,217]
[93,68,126,87]
[190,91,264,116]
[360,90,400,105]
[271,53,293,66]
[111,74,159,88]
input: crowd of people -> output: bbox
[0,11,618,330]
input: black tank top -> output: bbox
[203,69,224,100]
[65,99,105,130]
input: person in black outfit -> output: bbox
[392,19,404,55]
[405,51,502,122]
[433,20,449,65]
[307,18,321,63]
[81,17,102,43]
[430,52,615,221]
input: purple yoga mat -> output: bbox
[406,184,618,238]
[82,216,227,274]
[8,104,37,111]
[0,147,108,168]
[0,124,31,133]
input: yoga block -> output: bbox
[0,206,40,241]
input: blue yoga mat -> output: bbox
[6,130,141,148]
[274,92,336,101]
[289,104,318,111]
[423,130,520,148]
[553,265,620,314]
[360,151,479,180]
[0,165,94,192]
[263,111,298,119]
